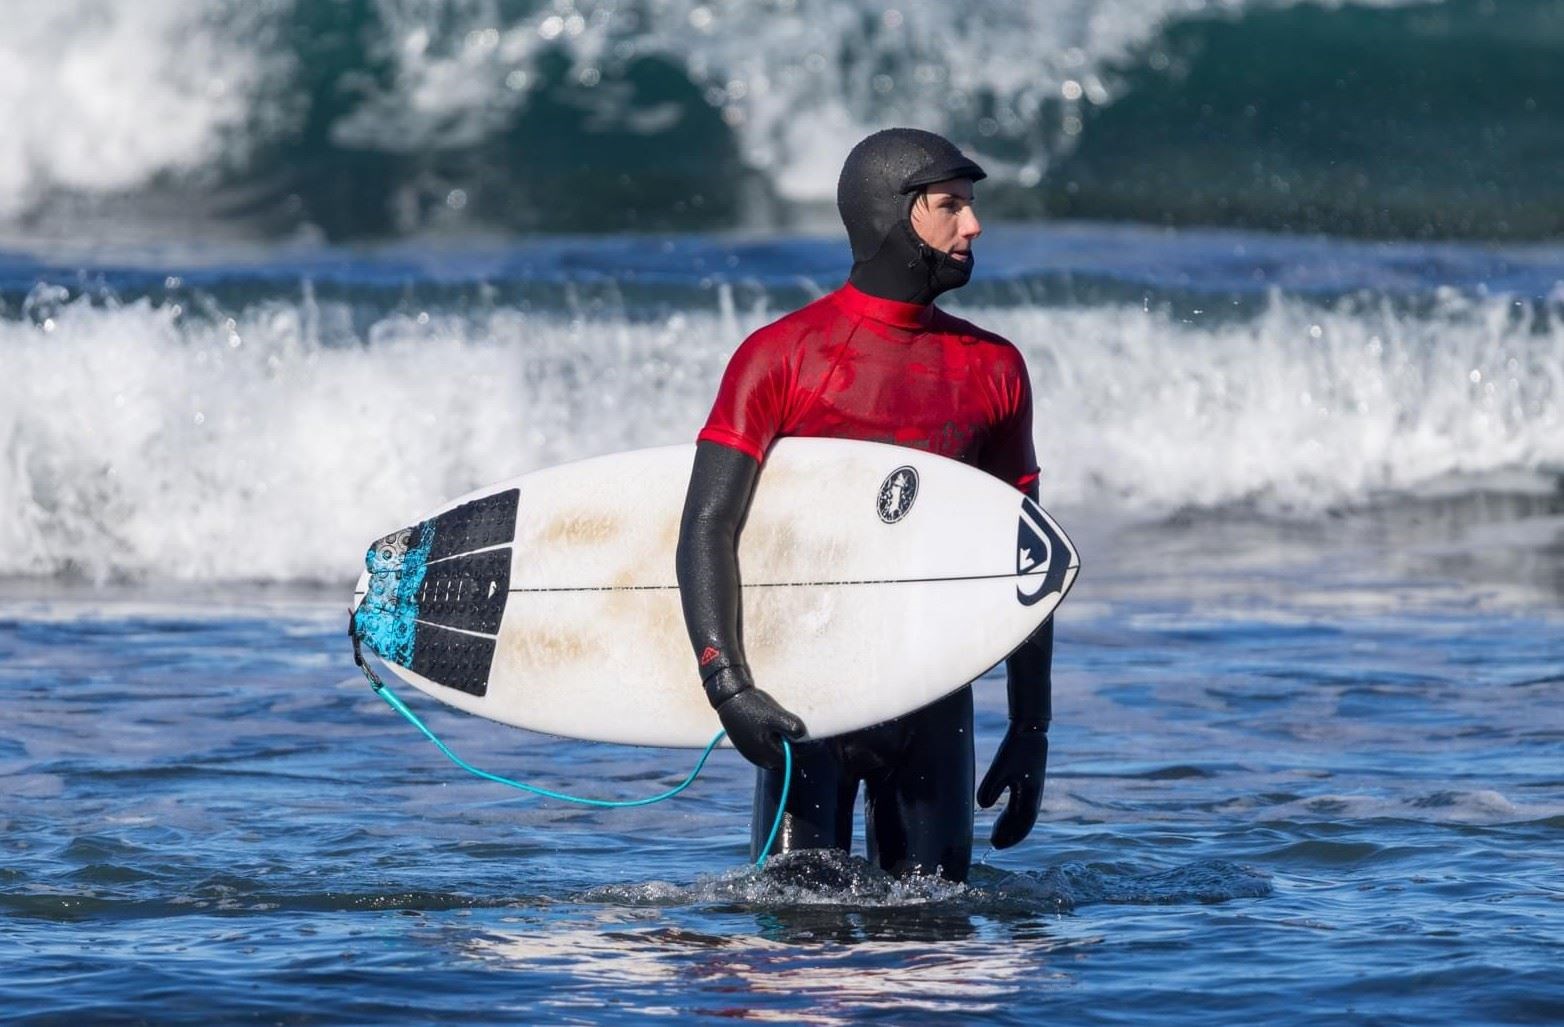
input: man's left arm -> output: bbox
[976,354,1052,849]
[977,577,1053,849]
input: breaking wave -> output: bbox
[1,276,1558,582]
[3,0,1559,240]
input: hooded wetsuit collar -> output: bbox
[837,128,987,306]
[833,281,933,330]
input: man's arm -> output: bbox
[676,440,805,769]
[977,480,1053,848]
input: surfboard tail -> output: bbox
[351,489,520,697]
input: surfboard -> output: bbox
[350,438,1079,747]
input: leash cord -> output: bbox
[353,644,791,867]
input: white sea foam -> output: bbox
[357,0,1427,203]
[0,0,264,218]
[982,293,1564,512]
[1,286,1557,582]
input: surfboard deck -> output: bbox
[351,438,1078,747]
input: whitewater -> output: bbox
[2,224,1560,583]
[4,0,1552,240]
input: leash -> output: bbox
[351,628,791,866]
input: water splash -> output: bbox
[1,277,1558,582]
[579,848,1271,913]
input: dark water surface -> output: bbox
[4,501,1560,1024]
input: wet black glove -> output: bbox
[976,720,1048,849]
[705,666,806,771]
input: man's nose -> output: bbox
[962,208,982,239]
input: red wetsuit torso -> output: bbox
[699,282,1038,491]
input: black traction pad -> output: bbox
[409,489,519,696]
[355,488,520,698]
[416,548,511,636]
[427,488,520,562]
[409,623,498,697]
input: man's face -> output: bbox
[908,178,981,262]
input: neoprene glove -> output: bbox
[977,720,1048,849]
[705,666,806,770]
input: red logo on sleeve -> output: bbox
[699,646,721,667]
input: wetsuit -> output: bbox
[676,129,1054,882]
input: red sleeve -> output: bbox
[983,355,1041,492]
[697,326,796,463]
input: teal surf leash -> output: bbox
[352,641,791,867]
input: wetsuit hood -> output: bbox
[837,128,987,306]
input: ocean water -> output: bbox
[3,222,1562,1024]
[3,0,1563,1021]
[2,0,1561,240]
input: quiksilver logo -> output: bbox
[877,466,919,524]
[1016,497,1067,606]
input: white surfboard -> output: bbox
[350,438,1079,747]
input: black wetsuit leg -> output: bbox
[750,738,857,859]
[751,685,976,882]
[864,685,975,882]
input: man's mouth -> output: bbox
[951,251,971,262]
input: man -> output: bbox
[675,128,1053,883]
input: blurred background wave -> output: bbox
[4,0,1560,242]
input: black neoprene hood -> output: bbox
[837,128,988,304]
[837,128,987,264]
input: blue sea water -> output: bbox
[2,0,1563,1020]
[2,501,1561,1023]
[2,219,1563,1023]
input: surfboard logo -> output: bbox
[877,466,919,523]
[1016,496,1070,606]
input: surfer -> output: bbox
[676,128,1053,882]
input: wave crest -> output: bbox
[1,284,1558,582]
[6,0,1557,240]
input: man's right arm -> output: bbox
[676,440,805,769]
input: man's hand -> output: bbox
[976,720,1048,848]
[707,666,806,770]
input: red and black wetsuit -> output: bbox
[695,282,1039,879]
[699,282,1039,491]
[678,128,1053,882]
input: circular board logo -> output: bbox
[877,465,920,524]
